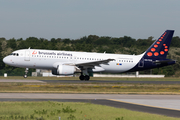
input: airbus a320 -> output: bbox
[3,30,176,81]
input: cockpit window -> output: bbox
[10,53,19,56]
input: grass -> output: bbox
[0,82,180,94]
[0,101,179,120]
[0,76,180,94]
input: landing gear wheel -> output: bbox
[84,75,90,81]
[24,74,28,78]
[79,75,85,81]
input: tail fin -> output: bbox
[143,30,174,59]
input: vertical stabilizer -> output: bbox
[143,30,174,59]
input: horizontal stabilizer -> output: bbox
[153,59,176,64]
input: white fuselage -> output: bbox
[3,49,144,73]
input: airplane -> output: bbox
[3,30,176,81]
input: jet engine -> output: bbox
[52,64,76,75]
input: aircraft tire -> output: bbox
[84,75,90,81]
[79,75,85,81]
[24,74,28,78]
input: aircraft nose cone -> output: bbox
[3,57,9,64]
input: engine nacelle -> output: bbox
[52,65,76,75]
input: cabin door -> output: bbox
[24,50,30,61]
[138,58,144,67]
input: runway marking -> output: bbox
[108,99,180,111]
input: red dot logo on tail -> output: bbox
[154,45,158,48]
[157,42,160,44]
[147,52,152,56]
[154,52,159,56]
[160,51,164,55]
[151,48,156,52]
[164,49,168,52]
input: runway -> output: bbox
[1,79,180,84]
[40,80,180,84]
[0,93,180,118]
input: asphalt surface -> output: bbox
[40,80,180,84]
[0,93,180,118]
[1,79,180,84]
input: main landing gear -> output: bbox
[79,74,90,81]
[24,68,29,78]
[79,69,90,81]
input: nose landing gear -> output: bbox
[24,68,29,78]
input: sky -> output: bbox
[0,0,180,40]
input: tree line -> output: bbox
[0,35,180,77]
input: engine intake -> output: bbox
[52,64,76,75]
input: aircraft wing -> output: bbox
[64,59,114,67]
